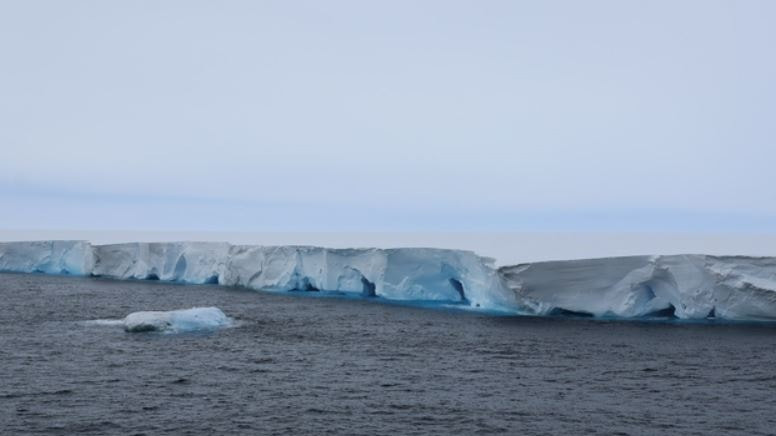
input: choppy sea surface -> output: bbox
[2,273,776,435]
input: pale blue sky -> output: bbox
[1,0,774,231]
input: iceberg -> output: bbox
[122,307,232,333]
[499,255,776,321]
[2,240,776,321]
[90,242,513,309]
[0,240,94,275]
[0,241,513,309]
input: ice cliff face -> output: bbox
[499,255,776,321]
[0,241,94,275]
[0,241,512,310]
[2,241,776,321]
[92,242,229,284]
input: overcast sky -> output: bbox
[1,0,774,232]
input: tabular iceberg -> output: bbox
[0,241,513,310]
[500,255,776,321]
[88,242,511,309]
[0,240,94,275]
[2,240,776,321]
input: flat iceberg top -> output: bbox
[123,307,233,333]
[3,241,776,321]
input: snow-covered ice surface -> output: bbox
[3,241,776,321]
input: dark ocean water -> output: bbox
[2,273,776,435]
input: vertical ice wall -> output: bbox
[0,240,94,275]
[3,241,776,320]
[499,255,776,321]
[0,241,515,311]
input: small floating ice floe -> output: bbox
[88,307,233,333]
[124,307,232,333]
